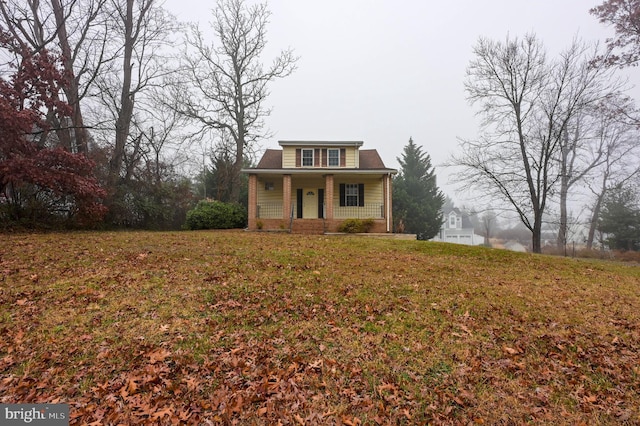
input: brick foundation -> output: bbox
[323,219,389,233]
[248,218,390,234]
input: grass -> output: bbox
[0,230,639,424]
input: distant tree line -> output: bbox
[0,0,296,230]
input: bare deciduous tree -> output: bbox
[78,0,181,190]
[451,34,619,253]
[172,0,298,202]
[0,0,110,154]
[551,41,623,250]
[480,210,498,246]
[1,0,199,229]
[584,96,640,249]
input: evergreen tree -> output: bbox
[197,147,249,209]
[598,184,640,251]
[393,138,445,240]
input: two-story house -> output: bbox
[434,207,483,245]
[242,140,397,233]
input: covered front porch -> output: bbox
[247,172,393,233]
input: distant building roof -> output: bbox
[443,207,474,229]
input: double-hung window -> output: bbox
[339,183,364,207]
[328,149,340,167]
[345,183,359,206]
[302,149,314,166]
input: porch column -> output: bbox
[325,174,334,220]
[384,174,392,233]
[283,174,292,220]
[248,174,257,230]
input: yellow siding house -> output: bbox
[242,141,397,234]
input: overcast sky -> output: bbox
[163,0,638,204]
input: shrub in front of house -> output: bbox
[338,218,374,233]
[184,200,247,230]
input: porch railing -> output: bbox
[258,202,385,220]
[257,203,283,219]
[334,203,384,219]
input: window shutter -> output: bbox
[322,149,327,167]
[358,184,365,207]
[340,149,346,167]
[339,184,345,207]
[314,148,320,167]
[295,149,301,167]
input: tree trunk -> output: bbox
[557,130,570,250]
[532,213,543,254]
[230,130,243,203]
[50,0,87,154]
[230,86,245,203]
[587,186,606,250]
[109,0,135,187]
[557,170,569,251]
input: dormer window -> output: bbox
[328,149,340,167]
[302,149,314,166]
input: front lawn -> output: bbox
[1,231,638,424]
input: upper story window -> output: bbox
[302,149,314,166]
[449,214,456,228]
[295,147,346,167]
[328,149,340,167]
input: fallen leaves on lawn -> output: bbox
[0,231,639,424]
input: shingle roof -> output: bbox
[443,207,475,229]
[255,149,282,169]
[256,149,386,170]
[358,149,387,169]
[252,148,393,171]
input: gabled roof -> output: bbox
[443,207,475,229]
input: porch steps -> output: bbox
[290,220,325,234]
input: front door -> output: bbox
[302,188,318,219]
